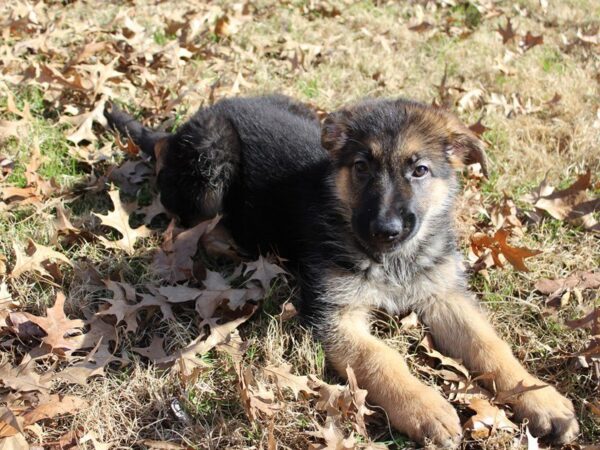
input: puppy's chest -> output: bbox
[325,254,461,315]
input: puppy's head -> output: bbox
[322,98,486,259]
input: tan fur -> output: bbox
[416,291,579,443]
[334,167,354,211]
[327,307,462,447]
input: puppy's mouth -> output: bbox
[353,227,419,263]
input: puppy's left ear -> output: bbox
[445,116,489,177]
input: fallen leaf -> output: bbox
[9,292,85,355]
[0,408,22,438]
[521,31,544,51]
[496,17,516,44]
[238,364,281,421]
[10,239,72,279]
[535,270,600,297]
[244,255,287,289]
[153,216,220,283]
[470,229,541,272]
[264,363,318,400]
[526,170,600,232]
[463,397,517,439]
[94,189,152,255]
[132,335,168,361]
[22,394,88,426]
[409,22,433,33]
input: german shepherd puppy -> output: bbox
[105,95,579,447]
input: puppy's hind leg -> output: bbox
[158,111,241,227]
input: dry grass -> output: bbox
[1,0,599,448]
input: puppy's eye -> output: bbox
[353,160,369,175]
[412,165,429,178]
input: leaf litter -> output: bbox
[0,0,598,448]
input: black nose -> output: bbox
[370,217,403,242]
[370,212,417,245]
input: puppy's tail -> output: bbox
[103,102,170,159]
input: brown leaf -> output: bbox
[528,170,600,231]
[419,336,470,379]
[0,360,49,395]
[264,363,318,400]
[238,364,281,421]
[108,160,153,197]
[409,22,433,33]
[98,280,142,333]
[22,394,88,426]
[470,229,541,272]
[10,239,72,280]
[0,431,29,450]
[488,195,524,235]
[307,417,356,450]
[153,217,220,283]
[0,407,23,438]
[496,17,516,44]
[94,189,152,255]
[64,98,107,145]
[244,255,287,289]
[132,335,168,361]
[463,397,517,439]
[279,301,298,322]
[10,292,85,355]
[535,271,600,295]
[309,367,374,436]
[49,342,126,385]
[521,31,544,51]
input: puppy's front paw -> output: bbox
[511,381,579,444]
[389,386,462,448]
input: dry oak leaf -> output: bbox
[10,240,72,279]
[0,407,22,438]
[523,170,600,231]
[22,394,88,426]
[238,364,281,421]
[195,270,264,318]
[94,189,152,255]
[535,270,600,299]
[98,280,142,333]
[153,216,221,283]
[307,417,356,450]
[244,255,287,289]
[0,360,48,395]
[470,229,541,272]
[520,31,544,52]
[264,363,318,400]
[309,367,374,436]
[155,304,257,379]
[10,292,85,355]
[489,195,524,235]
[64,98,108,145]
[463,397,518,439]
[0,433,29,450]
[132,335,168,361]
[48,341,126,386]
[496,17,516,44]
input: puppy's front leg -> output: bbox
[323,307,462,447]
[417,291,579,443]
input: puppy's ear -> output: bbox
[444,115,489,177]
[321,110,352,153]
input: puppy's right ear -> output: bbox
[321,110,352,153]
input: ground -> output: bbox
[0,0,599,449]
